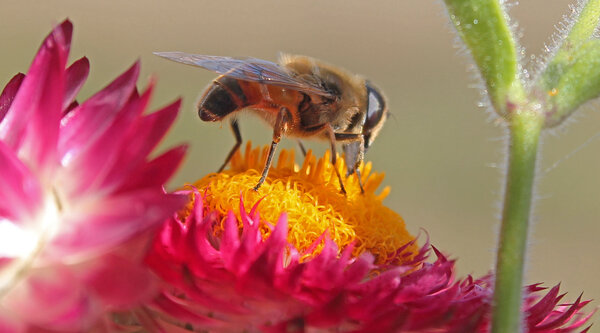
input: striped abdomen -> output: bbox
[198,76,250,121]
[197,76,308,130]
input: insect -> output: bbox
[155,52,388,194]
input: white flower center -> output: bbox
[0,188,62,297]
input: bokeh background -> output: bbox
[1,0,598,326]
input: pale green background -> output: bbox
[1,0,598,326]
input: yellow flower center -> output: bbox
[188,142,417,265]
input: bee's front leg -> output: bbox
[253,107,292,191]
[338,136,366,194]
[323,124,347,195]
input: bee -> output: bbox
[155,52,388,194]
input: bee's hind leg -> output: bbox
[217,118,242,172]
[353,168,365,194]
[297,140,307,157]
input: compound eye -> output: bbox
[365,82,386,132]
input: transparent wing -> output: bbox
[155,52,334,98]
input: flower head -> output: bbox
[0,20,187,331]
[188,142,417,265]
[146,146,593,332]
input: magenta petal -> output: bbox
[221,211,241,265]
[0,318,20,333]
[0,20,71,174]
[123,98,181,159]
[145,218,189,283]
[153,294,223,327]
[8,265,91,330]
[527,284,561,326]
[62,57,90,111]
[100,98,181,191]
[341,251,374,285]
[58,61,140,158]
[0,20,71,147]
[84,254,156,307]
[60,83,145,196]
[535,294,586,330]
[0,73,25,122]
[0,141,42,222]
[117,145,188,192]
[49,191,186,255]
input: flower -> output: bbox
[0,20,187,331]
[187,142,418,265]
[146,146,593,332]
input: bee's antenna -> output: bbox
[387,111,399,127]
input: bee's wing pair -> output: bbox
[154,52,334,98]
[157,51,363,177]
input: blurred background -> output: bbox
[1,0,598,323]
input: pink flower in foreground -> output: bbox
[0,20,187,331]
[146,190,593,332]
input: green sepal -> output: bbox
[545,40,600,126]
[538,0,600,126]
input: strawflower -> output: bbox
[0,20,187,331]
[145,145,593,332]
[186,142,417,265]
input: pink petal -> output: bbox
[58,61,140,163]
[62,57,90,111]
[0,20,71,174]
[527,284,562,326]
[83,254,156,308]
[145,219,188,283]
[100,98,181,191]
[221,211,241,265]
[7,265,91,330]
[535,294,586,330]
[0,318,20,333]
[0,73,25,122]
[0,141,42,223]
[152,294,223,327]
[49,191,186,256]
[117,145,188,192]
[59,76,145,197]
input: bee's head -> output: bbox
[363,81,388,150]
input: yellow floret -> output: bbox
[189,142,417,265]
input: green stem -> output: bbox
[492,110,543,333]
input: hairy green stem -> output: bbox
[492,110,543,333]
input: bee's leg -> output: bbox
[217,118,242,172]
[254,107,291,191]
[338,135,366,194]
[324,124,347,195]
[354,168,365,194]
[297,140,307,157]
